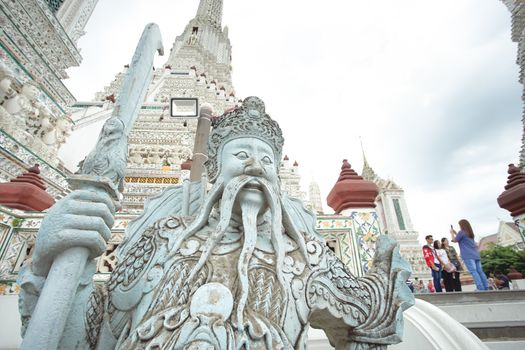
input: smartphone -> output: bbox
[450,224,453,229]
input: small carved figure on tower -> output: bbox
[0,75,16,104]
[188,27,198,45]
[38,112,57,146]
[129,148,145,165]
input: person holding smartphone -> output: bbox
[450,219,489,291]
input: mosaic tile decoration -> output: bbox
[316,210,383,277]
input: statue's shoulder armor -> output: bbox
[107,215,193,311]
[117,180,206,261]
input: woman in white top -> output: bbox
[434,240,456,292]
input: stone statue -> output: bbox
[0,76,16,103]
[19,97,413,349]
[188,31,198,45]
[4,81,39,115]
[163,149,179,167]
[3,81,42,138]
[55,117,72,147]
[0,61,16,103]
[38,112,57,146]
[146,148,162,164]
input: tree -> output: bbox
[480,244,525,275]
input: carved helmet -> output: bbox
[206,96,284,183]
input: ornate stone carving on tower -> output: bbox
[165,0,231,84]
[500,1,525,168]
[0,0,98,200]
[321,159,383,276]
[280,155,307,202]
[64,0,237,212]
[196,0,223,29]
[55,0,99,44]
[19,96,413,349]
[498,1,525,244]
[361,152,428,279]
[308,179,324,214]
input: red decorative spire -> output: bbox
[105,94,116,103]
[504,164,525,190]
[283,155,289,161]
[498,164,525,217]
[293,161,298,167]
[327,159,379,213]
[0,164,55,211]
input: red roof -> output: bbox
[327,159,379,212]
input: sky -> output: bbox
[63,0,523,243]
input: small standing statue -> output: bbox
[19,96,413,349]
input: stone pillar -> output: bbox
[190,104,213,182]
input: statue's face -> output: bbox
[220,137,278,209]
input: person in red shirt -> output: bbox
[427,280,436,293]
[422,234,442,292]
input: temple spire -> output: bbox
[360,139,400,190]
[196,0,223,28]
[360,138,375,181]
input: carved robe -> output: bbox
[79,213,411,350]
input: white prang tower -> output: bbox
[361,152,428,279]
[64,0,238,212]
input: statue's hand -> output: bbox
[32,189,115,277]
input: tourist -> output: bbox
[415,279,429,293]
[434,240,454,292]
[422,235,442,292]
[488,273,498,290]
[495,271,511,290]
[450,219,489,291]
[441,237,462,292]
[427,280,436,293]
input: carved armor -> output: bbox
[81,212,411,350]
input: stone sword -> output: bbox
[21,23,163,350]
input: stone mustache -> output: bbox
[18,96,414,349]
